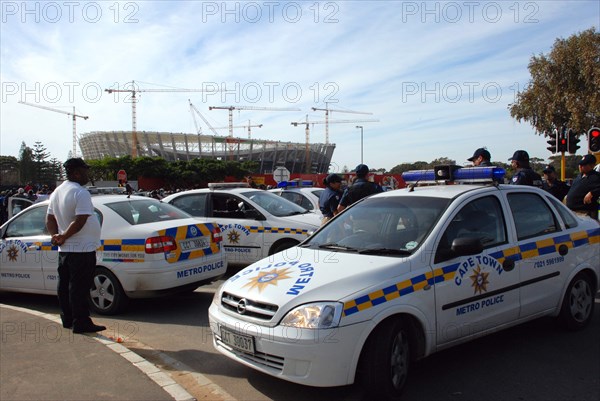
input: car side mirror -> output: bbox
[451,237,483,257]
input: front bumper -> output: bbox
[208,302,369,387]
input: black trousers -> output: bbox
[57,252,96,323]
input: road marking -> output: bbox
[0,303,235,401]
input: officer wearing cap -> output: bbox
[319,173,343,224]
[541,164,569,201]
[45,158,106,334]
[508,150,542,187]
[565,154,600,219]
[468,148,492,167]
[337,164,383,213]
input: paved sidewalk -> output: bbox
[0,305,194,401]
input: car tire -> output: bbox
[269,239,299,255]
[358,318,410,401]
[559,271,595,330]
[89,267,128,315]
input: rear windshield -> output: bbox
[106,199,191,225]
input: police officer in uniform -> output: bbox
[319,174,343,225]
[566,154,600,219]
[508,150,542,187]
[541,164,569,201]
[468,148,492,167]
[337,164,383,213]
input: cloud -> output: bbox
[1,0,598,171]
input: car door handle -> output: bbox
[28,245,39,250]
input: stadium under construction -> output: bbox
[78,131,336,174]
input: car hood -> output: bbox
[219,247,410,323]
[278,212,321,227]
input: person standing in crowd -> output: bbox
[467,148,492,166]
[541,165,569,201]
[566,154,600,219]
[508,150,542,187]
[319,174,343,225]
[45,158,106,334]
[337,164,383,213]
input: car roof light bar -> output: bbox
[402,166,505,185]
[277,180,314,188]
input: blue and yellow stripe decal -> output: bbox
[158,222,220,263]
[247,226,310,235]
[342,228,599,317]
[99,239,146,262]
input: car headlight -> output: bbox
[212,283,224,305]
[280,302,343,329]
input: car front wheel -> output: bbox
[559,271,595,330]
[89,267,127,315]
[358,318,410,400]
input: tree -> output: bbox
[509,28,600,139]
[18,142,35,184]
[32,141,51,184]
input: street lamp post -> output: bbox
[355,125,364,164]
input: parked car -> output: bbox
[269,180,324,217]
[208,166,599,399]
[1,195,226,314]
[163,183,321,267]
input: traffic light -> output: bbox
[546,131,557,153]
[557,130,568,153]
[589,127,600,152]
[567,129,580,154]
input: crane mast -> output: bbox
[18,101,89,158]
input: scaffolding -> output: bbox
[78,131,336,174]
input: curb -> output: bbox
[0,303,196,401]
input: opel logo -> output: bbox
[237,298,248,314]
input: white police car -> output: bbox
[0,195,226,315]
[162,184,321,266]
[269,180,324,217]
[208,166,599,399]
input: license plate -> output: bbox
[220,326,255,354]
[179,237,209,251]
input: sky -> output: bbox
[1,0,599,173]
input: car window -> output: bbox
[547,196,578,229]
[311,189,324,199]
[170,193,208,216]
[281,192,313,210]
[435,196,507,264]
[106,199,191,225]
[5,205,48,237]
[211,194,253,219]
[305,196,449,253]
[507,193,559,240]
[9,198,33,217]
[241,190,308,217]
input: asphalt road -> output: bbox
[1,285,598,401]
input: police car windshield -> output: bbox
[106,199,191,225]
[241,190,309,217]
[305,197,450,254]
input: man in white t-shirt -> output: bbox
[46,158,105,334]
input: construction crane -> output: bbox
[208,105,300,137]
[291,116,380,173]
[104,81,224,157]
[189,99,219,136]
[311,103,373,144]
[18,101,89,158]
[212,121,263,139]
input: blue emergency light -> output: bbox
[402,166,505,185]
[277,180,314,188]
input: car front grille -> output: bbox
[215,337,284,372]
[221,292,279,320]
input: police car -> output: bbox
[268,180,324,217]
[0,195,226,315]
[162,184,321,266]
[208,166,599,399]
